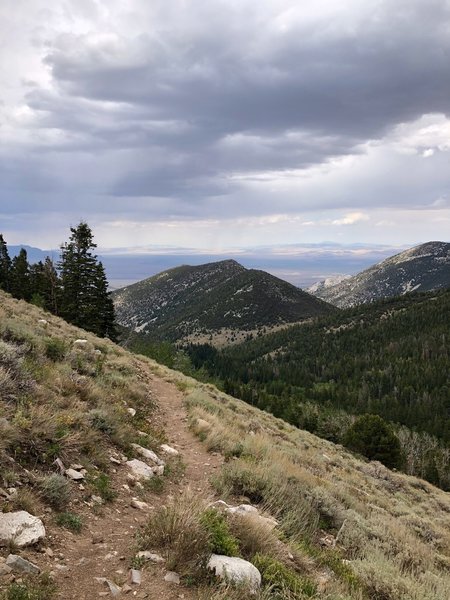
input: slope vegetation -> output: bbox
[310,241,450,307]
[112,260,333,345]
[1,291,450,600]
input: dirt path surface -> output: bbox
[33,369,222,600]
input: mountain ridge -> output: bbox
[308,241,450,307]
[112,259,334,344]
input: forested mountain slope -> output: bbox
[113,259,333,344]
[186,289,450,488]
[310,241,450,307]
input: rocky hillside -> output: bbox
[112,259,333,344]
[0,290,450,599]
[309,241,450,307]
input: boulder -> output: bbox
[131,444,164,466]
[160,444,179,456]
[6,554,40,575]
[126,459,155,481]
[208,555,261,592]
[164,571,180,584]
[0,511,46,548]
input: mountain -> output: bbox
[308,241,450,307]
[0,290,449,600]
[112,259,334,344]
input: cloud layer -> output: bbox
[1,0,449,247]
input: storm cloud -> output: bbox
[1,0,449,248]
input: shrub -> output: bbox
[56,512,82,533]
[91,472,116,502]
[44,338,66,361]
[252,554,317,598]
[200,508,240,556]
[1,574,56,600]
[139,490,210,575]
[228,514,280,561]
[343,414,401,469]
[39,475,70,510]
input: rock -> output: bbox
[122,583,133,593]
[152,465,164,476]
[110,456,121,465]
[131,499,150,511]
[74,339,88,346]
[95,577,121,597]
[92,533,104,544]
[0,511,46,548]
[54,458,66,474]
[38,319,48,325]
[164,571,180,584]
[136,551,165,563]
[126,459,155,481]
[160,444,179,456]
[91,495,104,505]
[127,408,136,417]
[208,555,261,592]
[131,444,164,466]
[65,468,84,481]
[196,418,211,432]
[0,564,12,576]
[129,569,141,585]
[227,504,259,516]
[6,554,40,575]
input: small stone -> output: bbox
[131,499,150,511]
[126,459,155,481]
[164,571,180,584]
[74,339,88,345]
[44,548,54,558]
[122,583,133,593]
[65,468,84,481]
[92,533,104,544]
[70,463,83,470]
[129,569,141,585]
[110,457,121,465]
[6,554,40,575]
[91,495,104,504]
[152,465,164,476]
[0,564,12,576]
[160,444,179,456]
[127,407,136,417]
[136,551,164,563]
[131,444,164,466]
[95,577,121,597]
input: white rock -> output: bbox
[65,468,84,481]
[73,339,88,345]
[208,555,261,592]
[127,407,136,417]
[131,444,164,466]
[0,511,46,548]
[38,319,48,325]
[152,465,164,476]
[131,499,150,511]
[129,569,141,585]
[126,459,154,481]
[227,504,259,516]
[110,456,121,465]
[164,571,180,584]
[136,551,165,563]
[160,444,179,456]
[196,418,211,431]
[6,554,40,574]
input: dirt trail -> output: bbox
[34,370,222,600]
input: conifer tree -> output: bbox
[10,248,31,301]
[59,222,116,338]
[0,234,11,292]
[29,257,61,313]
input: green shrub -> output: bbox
[200,508,240,556]
[56,512,82,533]
[1,574,56,600]
[252,554,317,597]
[44,338,66,361]
[91,472,116,502]
[39,474,70,510]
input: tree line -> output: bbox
[0,223,116,340]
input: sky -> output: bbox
[1,0,449,255]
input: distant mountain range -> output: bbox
[308,241,450,307]
[112,259,333,344]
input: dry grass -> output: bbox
[182,385,450,600]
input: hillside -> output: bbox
[186,289,450,487]
[0,290,449,600]
[112,259,333,345]
[309,241,450,307]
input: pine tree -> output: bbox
[29,257,61,313]
[0,234,11,292]
[10,248,31,301]
[59,222,116,338]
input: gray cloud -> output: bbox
[1,0,450,245]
